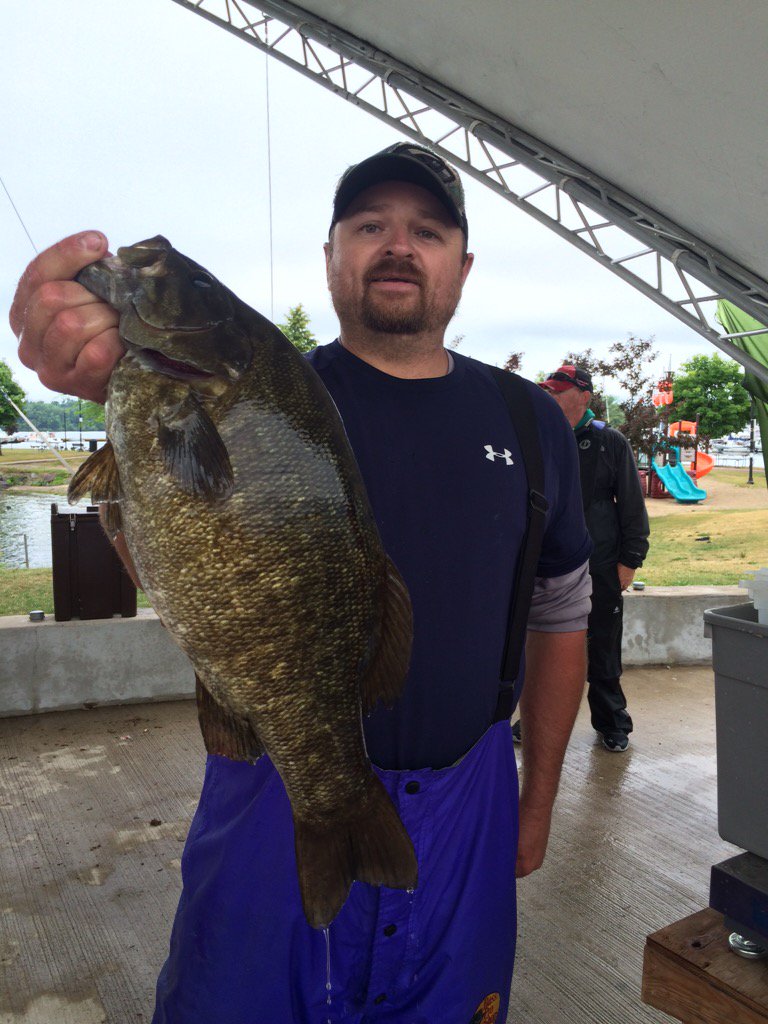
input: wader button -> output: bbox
[404,781,420,794]
[383,924,397,937]
[373,993,387,1005]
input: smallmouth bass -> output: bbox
[69,235,417,928]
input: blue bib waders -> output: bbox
[153,721,518,1024]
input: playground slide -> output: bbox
[652,461,707,503]
[686,451,715,479]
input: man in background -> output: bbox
[522,365,650,752]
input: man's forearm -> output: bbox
[519,629,586,809]
[516,628,586,876]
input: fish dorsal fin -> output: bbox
[360,557,413,714]
[196,675,264,764]
[156,394,234,501]
[67,439,123,535]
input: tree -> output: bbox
[604,395,623,426]
[599,336,662,461]
[78,401,106,429]
[278,304,317,353]
[503,351,523,373]
[23,400,64,430]
[671,353,751,449]
[7,396,106,433]
[0,361,26,433]
[562,347,610,380]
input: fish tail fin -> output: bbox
[348,775,418,893]
[294,775,418,929]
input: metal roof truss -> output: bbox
[172,0,768,384]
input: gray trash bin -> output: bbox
[704,603,768,859]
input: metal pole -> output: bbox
[21,533,29,569]
[78,400,83,449]
[748,400,756,485]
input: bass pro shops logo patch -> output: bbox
[469,992,500,1024]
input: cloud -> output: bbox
[1,0,725,403]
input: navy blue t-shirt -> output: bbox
[306,341,591,770]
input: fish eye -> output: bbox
[192,275,214,289]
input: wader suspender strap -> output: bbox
[490,368,549,722]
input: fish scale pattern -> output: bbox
[74,237,416,925]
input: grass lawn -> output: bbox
[0,567,151,617]
[642,508,768,586]
[708,466,766,488]
[0,448,87,490]
[0,449,86,466]
[1,456,765,611]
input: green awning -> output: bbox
[716,300,768,487]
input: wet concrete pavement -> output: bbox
[0,665,739,1022]
[512,665,737,1023]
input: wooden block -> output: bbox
[642,908,768,1024]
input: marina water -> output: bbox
[0,433,106,568]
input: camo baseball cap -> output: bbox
[330,142,468,240]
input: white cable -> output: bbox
[0,387,75,475]
[265,24,275,321]
[0,173,38,254]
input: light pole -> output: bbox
[748,399,756,486]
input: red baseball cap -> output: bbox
[540,365,593,393]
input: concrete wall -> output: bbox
[622,585,745,666]
[0,586,748,717]
[0,609,194,717]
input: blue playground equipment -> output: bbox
[652,446,707,503]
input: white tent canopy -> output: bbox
[305,0,767,287]
[175,0,768,374]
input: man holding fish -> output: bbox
[11,143,591,1023]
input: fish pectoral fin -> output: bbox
[195,675,264,763]
[67,440,123,534]
[360,556,413,714]
[156,394,234,501]
[294,774,418,929]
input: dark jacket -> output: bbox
[575,420,650,570]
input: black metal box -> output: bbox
[50,503,137,621]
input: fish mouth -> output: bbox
[138,348,217,382]
[132,301,226,335]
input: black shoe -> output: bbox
[601,731,629,752]
[511,720,522,744]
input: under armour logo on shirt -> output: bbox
[484,445,514,466]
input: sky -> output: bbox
[0,0,725,404]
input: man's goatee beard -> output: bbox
[360,303,426,335]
